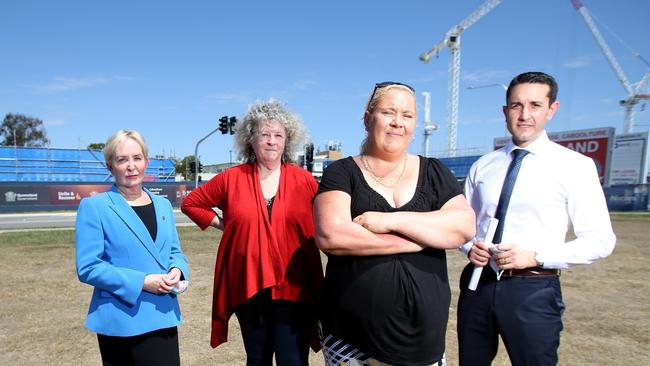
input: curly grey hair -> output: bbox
[234,99,307,164]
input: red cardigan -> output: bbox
[181,162,323,348]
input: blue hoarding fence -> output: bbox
[0,146,175,182]
[604,184,649,212]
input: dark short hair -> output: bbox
[506,71,558,104]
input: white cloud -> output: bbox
[209,93,251,104]
[602,97,621,105]
[462,69,512,85]
[563,56,592,69]
[43,119,66,126]
[408,70,448,84]
[35,76,133,93]
[292,79,316,91]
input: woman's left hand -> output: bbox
[353,211,392,234]
[163,267,182,287]
[144,274,174,294]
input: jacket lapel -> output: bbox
[107,186,165,268]
[151,190,167,252]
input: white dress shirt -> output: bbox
[463,131,616,269]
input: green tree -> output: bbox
[0,113,50,147]
[87,142,106,150]
[175,155,196,181]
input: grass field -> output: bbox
[1,214,648,365]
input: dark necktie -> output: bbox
[492,149,529,244]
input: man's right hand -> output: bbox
[468,240,493,266]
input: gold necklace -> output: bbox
[361,153,408,189]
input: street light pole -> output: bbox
[421,92,438,157]
[466,83,507,91]
[466,83,509,137]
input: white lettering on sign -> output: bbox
[16,193,38,201]
[58,191,76,201]
[566,141,599,153]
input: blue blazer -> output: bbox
[75,186,189,336]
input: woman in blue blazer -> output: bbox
[76,130,189,366]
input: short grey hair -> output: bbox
[235,99,306,164]
[103,129,148,165]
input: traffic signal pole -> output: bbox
[193,127,221,188]
[193,116,238,188]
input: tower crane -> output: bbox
[570,0,650,133]
[419,0,503,157]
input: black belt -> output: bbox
[502,267,560,278]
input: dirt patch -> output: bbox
[0,216,647,365]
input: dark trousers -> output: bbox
[457,264,565,366]
[235,290,311,366]
[238,321,310,366]
[97,326,180,366]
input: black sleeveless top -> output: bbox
[316,156,461,365]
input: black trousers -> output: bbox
[457,264,565,366]
[235,290,312,366]
[97,326,180,366]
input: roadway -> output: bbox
[0,210,194,231]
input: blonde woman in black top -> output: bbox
[313,82,475,366]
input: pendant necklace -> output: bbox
[361,153,407,189]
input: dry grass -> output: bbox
[0,215,648,365]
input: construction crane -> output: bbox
[570,0,650,133]
[419,0,503,157]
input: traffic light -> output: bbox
[198,161,204,173]
[305,143,314,163]
[229,116,237,135]
[305,143,314,172]
[189,160,196,173]
[218,116,229,134]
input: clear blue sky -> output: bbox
[2,0,649,164]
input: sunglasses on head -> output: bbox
[369,81,415,102]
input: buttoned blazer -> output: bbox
[75,186,189,336]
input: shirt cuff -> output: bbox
[460,241,473,256]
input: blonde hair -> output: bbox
[365,84,416,113]
[103,130,148,165]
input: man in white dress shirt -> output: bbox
[457,71,616,366]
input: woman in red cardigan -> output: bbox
[181,99,323,365]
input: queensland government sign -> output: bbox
[0,182,195,212]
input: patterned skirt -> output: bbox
[320,334,444,366]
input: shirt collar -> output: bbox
[505,130,550,156]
